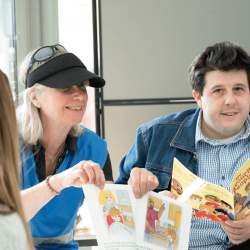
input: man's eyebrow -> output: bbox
[210,83,247,89]
[233,83,248,87]
[210,84,224,89]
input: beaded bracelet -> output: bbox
[45,175,60,195]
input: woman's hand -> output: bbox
[221,217,250,245]
[128,167,159,198]
[51,160,105,192]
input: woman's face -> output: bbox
[33,82,88,128]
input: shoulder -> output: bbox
[76,128,107,152]
[0,213,28,249]
[138,108,198,134]
[0,212,23,230]
[77,128,106,144]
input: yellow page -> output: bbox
[171,158,202,199]
[231,159,250,219]
[172,158,234,222]
[187,183,234,221]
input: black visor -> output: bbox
[26,53,105,88]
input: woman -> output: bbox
[0,70,33,249]
[18,44,113,249]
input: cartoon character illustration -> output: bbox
[216,200,234,220]
[234,192,245,214]
[165,226,177,250]
[204,194,220,208]
[188,194,203,210]
[237,200,250,220]
[171,178,183,198]
[194,194,221,221]
[106,207,124,226]
[236,183,250,219]
[106,207,133,239]
[145,198,165,241]
[243,182,250,208]
[98,190,116,214]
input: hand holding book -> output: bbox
[171,158,250,222]
[83,184,192,250]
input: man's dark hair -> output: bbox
[189,41,250,94]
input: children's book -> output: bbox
[171,158,250,222]
[82,184,192,250]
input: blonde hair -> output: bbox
[0,70,33,249]
[99,190,116,205]
[17,49,83,146]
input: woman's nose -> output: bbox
[71,86,86,100]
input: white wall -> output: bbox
[100,0,250,176]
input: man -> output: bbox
[116,42,250,249]
[145,198,165,240]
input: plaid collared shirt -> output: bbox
[189,111,250,250]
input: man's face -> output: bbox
[192,70,250,139]
[148,199,154,209]
[171,178,183,195]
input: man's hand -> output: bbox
[128,167,159,198]
[221,217,250,245]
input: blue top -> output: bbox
[21,128,108,250]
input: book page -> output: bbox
[132,191,192,250]
[172,158,234,222]
[83,184,192,250]
[231,159,250,220]
[171,158,205,201]
[188,183,234,221]
[83,184,137,250]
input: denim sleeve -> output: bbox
[115,127,147,184]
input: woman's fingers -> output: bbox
[81,161,105,189]
[81,161,96,183]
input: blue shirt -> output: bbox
[189,112,250,250]
[21,128,108,250]
[116,108,250,250]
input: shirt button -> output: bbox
[221,175,225,180]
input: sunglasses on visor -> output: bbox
[25,44,66,87]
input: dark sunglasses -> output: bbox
[25,44,66,87]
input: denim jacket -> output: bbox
[116,108,200,190]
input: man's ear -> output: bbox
[28,88,41,108]
[192,90,202,109]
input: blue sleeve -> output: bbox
[115,127,148,184]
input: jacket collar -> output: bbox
[170,108,200,153]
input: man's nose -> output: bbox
[224,91,237,105]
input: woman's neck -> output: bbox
[41,125,70,175]
[40,120,71,155]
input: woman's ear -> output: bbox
[192,90,202,109]
[28,87,41,108]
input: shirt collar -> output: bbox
[32,133,77,153]
[195,110,250,146]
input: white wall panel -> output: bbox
[101,0,250,99]
[104,104,196,178]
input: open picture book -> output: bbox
[171,158,250,222]
[82,184,192,250]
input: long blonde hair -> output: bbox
[0,70,33,249]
